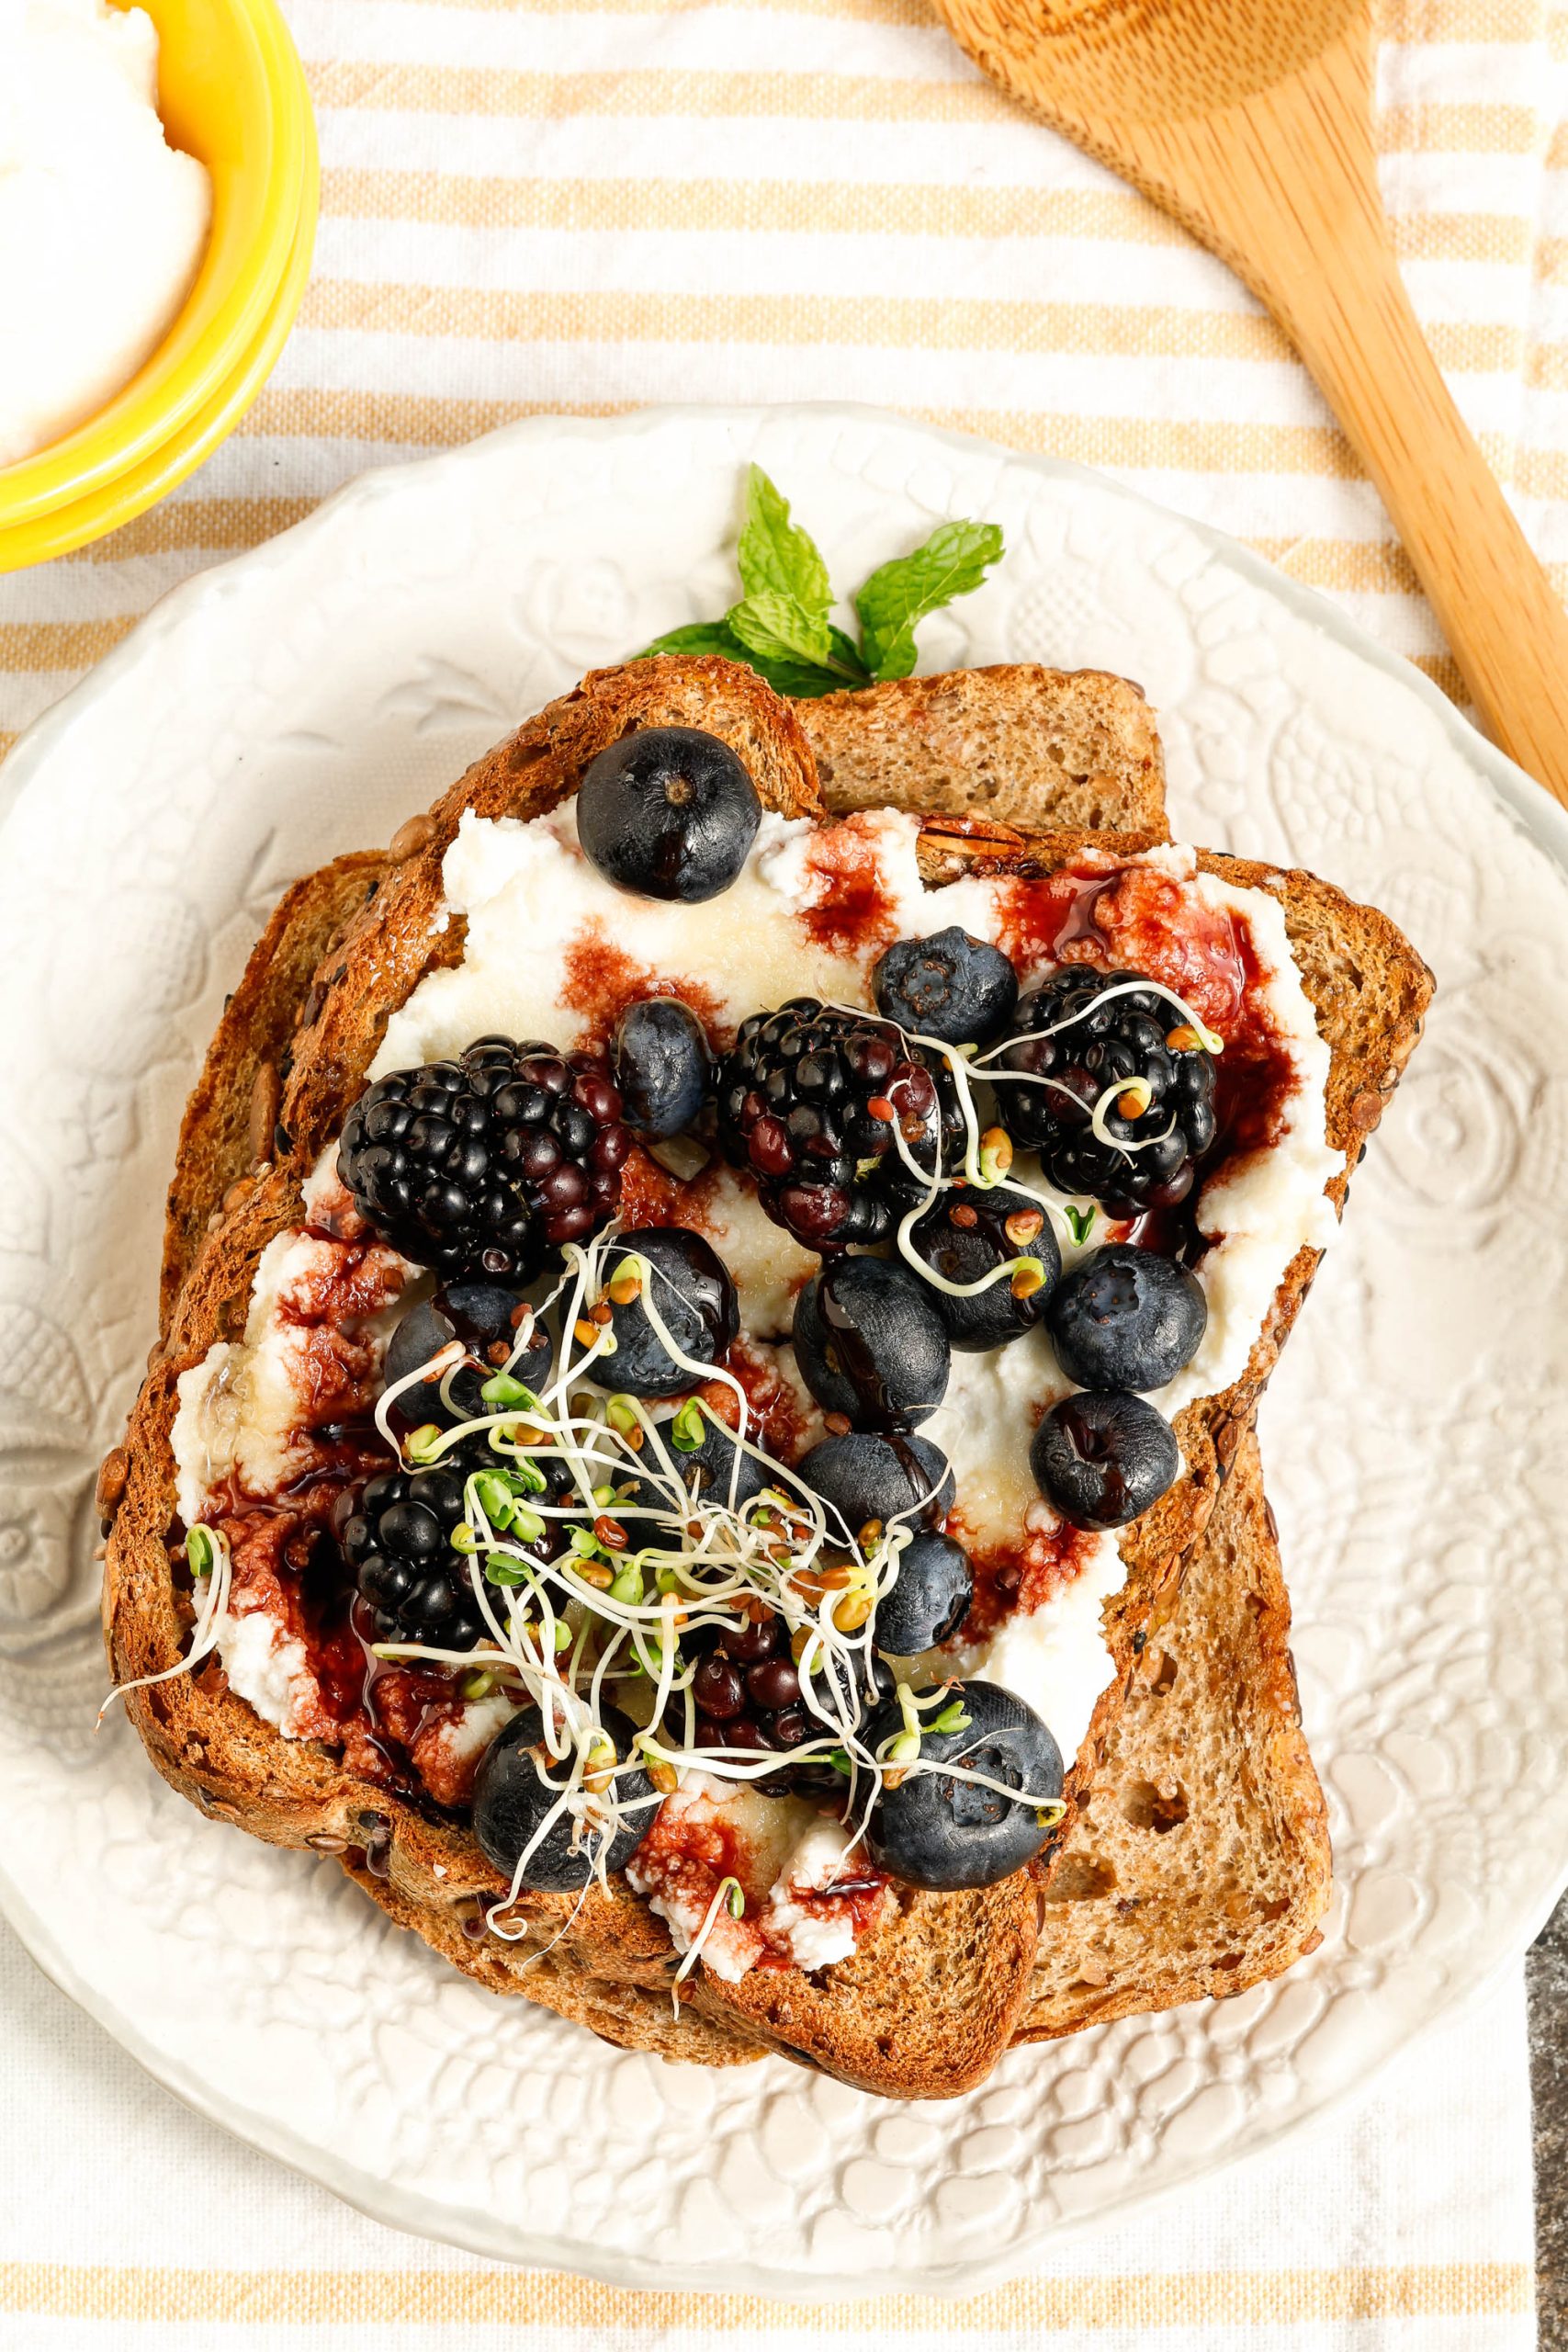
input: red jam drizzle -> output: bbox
[194,1230,451,1794]
[717,1334,813,1465]
[615,1143,723,1235]
[950,1510,1104,1645]
[558,922,727,1053]
[633,1793,885,1974]
[797,814,899,955]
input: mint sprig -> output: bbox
[636,465,1003,698]
[855,518,1005,683]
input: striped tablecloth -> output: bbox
[0,0,1553,2336]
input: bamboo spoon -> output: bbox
[931,0,1568,805]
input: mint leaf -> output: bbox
[737,466,832,614]
[731,650,855,700]
[636,619,749,662]
[728,588,836,671]
[854,519,1005,682]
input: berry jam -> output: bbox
[558,922,726,1052]
[795,814,899,956]
[950,1510,1105,1645]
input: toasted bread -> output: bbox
[1020,1420,1330,2035]
[803,675,1333,2036]
[104,656,1427,2096]
[800,665,1168,839]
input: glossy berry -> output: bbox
[995,968,1217,1216]
[382,1282,552,1426]
[1046,1243,1207,1393]
[472,1702,654,1888]
[906,1193,1060,1351]
[874,1531,974,1655]
[338,1035,630,1280]
[1030,1389,1179,1530]
[797,1430,955,1544]
[600,1227,739,1397]
[577,726,761,902]
[717,998,963,1251]
[614,998,713,1138]
[686,1611,894,1796]
[873,925,1019,1046]
[864,1679,1064,1891]
[792,1257,950,1430]
[341,1437,510,1652]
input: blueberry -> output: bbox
[383,1282,551,1423]
[614,998,714,1139]
[864,1679,1064,1891]
[578,727,761,903]
[797,1430,954,1543]
[873,926,1020,1046]
[673,1411,773,1509]
[792,1258,950,1430]
[1030,1390,1179,1529]
[472,1702,653,1889]
[1046,1244,1207,1392]
[874,1531,974,1654]
[602,1227,739,1396]
[906,1196,1060,1351]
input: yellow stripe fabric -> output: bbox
[0,2258,1535,2327]
[2,0,1566,742]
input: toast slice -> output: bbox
[799,677,1334,2037]
[799,664,1168,838]
[1018,1419,1331,2037]
[147,663,1330,2067]
[104,656,1427,2096]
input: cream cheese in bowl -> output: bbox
[0,0,211,467]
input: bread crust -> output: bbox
[1017,1423,1331,2038]
[800,666,1168,840]
[102,657,1429,2097]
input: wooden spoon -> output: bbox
[931,0,1568,805]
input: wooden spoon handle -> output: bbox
[1131,28,1568,804]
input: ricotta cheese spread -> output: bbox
[207,1601,319,1738]
[0,0,211,466]
[169,797,1342,1984]
[626,1772,867,1977]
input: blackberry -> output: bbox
[685,1610,893,1797]
[339,1440,580,1652]
[338,1035,630,1280]
[716,998,963,1252]
[995,969,1217,1216]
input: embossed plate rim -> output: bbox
[1,401,1563,2298]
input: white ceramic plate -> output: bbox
[3,405,1566,2298]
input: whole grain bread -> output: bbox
[800,670,1334,2038]
[1019,1421,1330,2037]
[103,655,1427,2096]
[800,666,1168,838]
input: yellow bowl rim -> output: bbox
[0,110,319,572]
[0,0,311,530]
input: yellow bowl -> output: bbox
[0,121,318,571]
[0,0,316,559]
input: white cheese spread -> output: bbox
[172,797,1342,1986]
[209,1601,319,1737]
[0,0,211,466]
[172,1226,412,1522]
[626,1772,863,1978]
